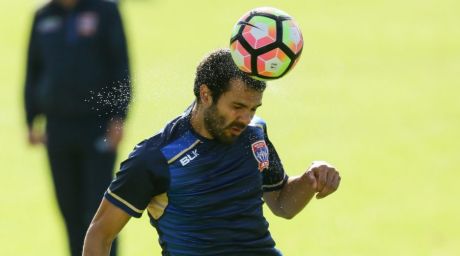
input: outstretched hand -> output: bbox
[304,161,341,199]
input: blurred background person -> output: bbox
[23,0,131,255]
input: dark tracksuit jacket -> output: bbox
[24,0,130,126]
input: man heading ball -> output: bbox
[83,49,341,256]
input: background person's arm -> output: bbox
[24,13,45,145]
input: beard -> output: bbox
[203,104,246,144]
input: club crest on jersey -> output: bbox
[77,12,98,37]
[251,140,269,171]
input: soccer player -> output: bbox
[83,49,341,255]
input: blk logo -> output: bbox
[179,149,199,166]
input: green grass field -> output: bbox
[1,0,459,255]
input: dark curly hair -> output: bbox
[193,49,266,104]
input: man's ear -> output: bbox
[199,84,213,106]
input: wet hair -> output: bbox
[193,48,266,104]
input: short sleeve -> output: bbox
[104,140,170,217]
[253,120,287,192]
[261,138,288,192]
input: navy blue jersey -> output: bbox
[105,106,288,255]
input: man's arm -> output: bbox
[83,198,132,256]
[105,2,131,121]
[263,161,341,219]
[24,14,45,145]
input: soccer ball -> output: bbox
[230,7,303,80]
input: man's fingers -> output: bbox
[41,133,48,145]
[313,170,325,192]
[106,121,124,150]
[307,161,341,199]
[316,182,335,199]
[313,165,328,192]
[326,168,335,187]
[305,170,317,191]
[316,171,341,199]
[332,173,341,191]
[28,130,46,145]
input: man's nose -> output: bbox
[238,111,252,126]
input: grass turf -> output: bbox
[1,0,459,255]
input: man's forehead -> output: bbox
[223,79,263,105]
[229,78,263,92]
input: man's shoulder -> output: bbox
[91,0,119,14]
[123,137,162,168]
[120,134,169,178]
[34,2,54,17]
[248,115,267,132]
[127,113,190,158]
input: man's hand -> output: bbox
[106,119,124,151]
[304,161,341,199]
[264,161,341,219]
[27,127,46,145]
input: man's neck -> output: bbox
[55,0,78,10]
[190,104,213,139]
